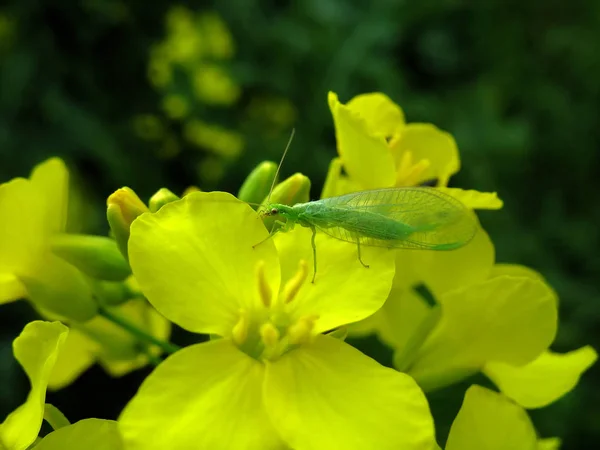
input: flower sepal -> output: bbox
[238,161,278,206]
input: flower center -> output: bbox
[231,259,318,361]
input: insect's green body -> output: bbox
[262,187,477,282]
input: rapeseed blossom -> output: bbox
[0,321,122,450]
[0,159,96,321]
[325,91,596,407]
[118,192,436,450]
[0,159,170,388]
[444,385,559,450]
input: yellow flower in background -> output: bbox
[0,321,67,450]
[0,159,97,321]
[119,192,435,450]
[0,321,123,450]
[326,91,596,408]
[326,92,460,195]
[32,418,123,450]
[47,297,171,390]
[444,385,558,450]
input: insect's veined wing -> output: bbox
[315,187,477,250]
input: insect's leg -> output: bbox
[253,220,287,249]
[356,239,370,268]
[310,226,318,283]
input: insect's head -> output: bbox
[260,203,292,218]
[263,207,280,217]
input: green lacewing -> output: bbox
[257,130,477,283]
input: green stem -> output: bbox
[98,307,181,354]
[139,345,164,367]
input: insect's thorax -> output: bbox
[299,201,414,239]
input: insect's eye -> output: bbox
[270,208,278,215]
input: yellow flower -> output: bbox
[325,91,596,407]
[444,385,558,450]
[33,418,123,450]
[0,321,68,449]
[0,159,96,321]
[0,320,123,450]
[327,92,460,194]
[118,192,435,450]
[47,297,171,390]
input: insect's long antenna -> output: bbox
[266,128,295,204]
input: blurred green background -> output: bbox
[1,0,598,447]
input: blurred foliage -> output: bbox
[0,0,599,448]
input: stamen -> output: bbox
[283,259,308,304]
[255,260,272,307]
[260,322,280,349]
[232,310,250,345]
[288,314,319,345]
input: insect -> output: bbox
[255,131,477,283]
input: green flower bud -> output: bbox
[261,173,311,229]
[238,161,278,207]
[107,187,149,261]
[92,279,133,306]
[149,188,180,213]
[51,234,131,282]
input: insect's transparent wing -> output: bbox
[316,187,477,249]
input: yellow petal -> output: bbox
[409,276,557,391]
[118,340,284,450]
[396,223,495,298]
[273,227,395,333]
[346,92,405,138]
[0,321,68,450]
[47,328,97,391]
[20,254,97,321]
[390,123,460,187]
[490,264,547,282]
[129,192,280,335]
[349,225,493,349]
[320,157,363,199]
[438,188,504,210]
[537,438,561,450]
[0,178,46,272]
[34,419,122,450]
[484,346,597,409]
[264,335,435,450]
[29,158,69,234]
[446,385,538,450]
[328,92,396,189]
[0,273,26,304]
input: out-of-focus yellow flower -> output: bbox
[192,64,240,105]
[0,321,68,450]
[444,386,558,450]
[183,119,244,158]
[47,298,171,389]
[0,321,124,449]
[197,12,235,60]
[33,418,123,450]
[0,159,97,321]
[118,192,435,450]
[161,94,189,119]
